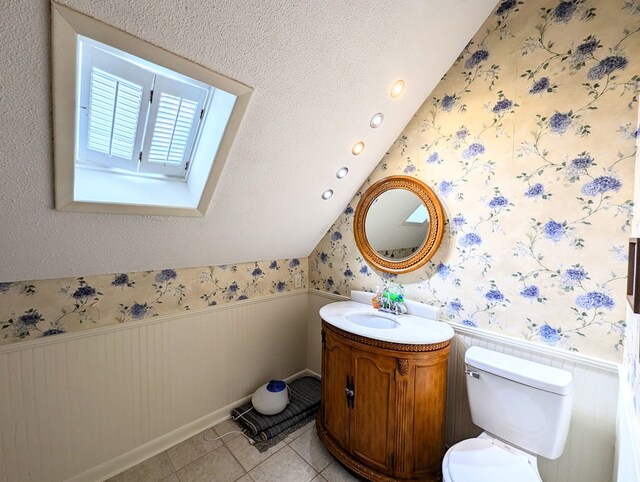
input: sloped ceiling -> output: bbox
[0,0,498,281]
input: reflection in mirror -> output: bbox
[365,189,430,261]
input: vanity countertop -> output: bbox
[320,300,454,345]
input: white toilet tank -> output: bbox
[464,346,573,460]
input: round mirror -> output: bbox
[354,176,444,274]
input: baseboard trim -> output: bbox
[68,368,318,482]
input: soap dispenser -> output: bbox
[372,286,382,309]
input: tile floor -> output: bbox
[108,418,366,482]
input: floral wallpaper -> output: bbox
[0,258,307,346]
[311,0,640,362]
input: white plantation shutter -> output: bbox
[77,46,153,171]
[140,76,209,177]
[148,94,198,165]
[87,69,143,160]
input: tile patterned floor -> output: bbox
[108,418,366,482]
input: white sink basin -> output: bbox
[320,299,454,345]
[345,312,400,329]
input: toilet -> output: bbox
[442,346,574,482]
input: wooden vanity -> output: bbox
[319,174,450,480]
[316,320,451,482]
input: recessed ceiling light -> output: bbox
[336,167,349,179]
[370,113,384,128]
[352,142,365,155]
[390,80,405,98]
[321,189,334,200]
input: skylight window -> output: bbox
[52,2,252,216]
[405,204,428,224]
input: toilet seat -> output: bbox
[442,436,542,482]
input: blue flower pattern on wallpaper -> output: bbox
[112,273,134,288]
[1,278,102,339]
[0,258,307,345]
[311,0,638,361]
[199,258,304,305]
[117,268,186,323]
[529,76,552,94]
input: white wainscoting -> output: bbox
[449,327,619,482]
[0,291,309,482]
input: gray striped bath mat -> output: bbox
[231,376,321,451]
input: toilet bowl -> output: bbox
[442,346,573,482]
[442,432,541,482]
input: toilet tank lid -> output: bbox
[465,346,573,395]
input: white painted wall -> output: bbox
[0,292,308,482]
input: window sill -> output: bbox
[60,167,203,217]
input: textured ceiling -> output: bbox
[0,0,498,281]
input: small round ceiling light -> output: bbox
[370,112,384,128]
[336,167,349,179]
[321,189,334,200]
[351,141,365,156]
[390,79,405,98]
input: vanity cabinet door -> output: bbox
[321,330,352,451]
[395,351,449,479]
[349,348,396,476]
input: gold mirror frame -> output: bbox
[354,175,444,274]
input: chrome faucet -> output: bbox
[378,291,407,315]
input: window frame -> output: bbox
[52,2,252,217]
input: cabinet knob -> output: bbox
[345,388,354,397]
